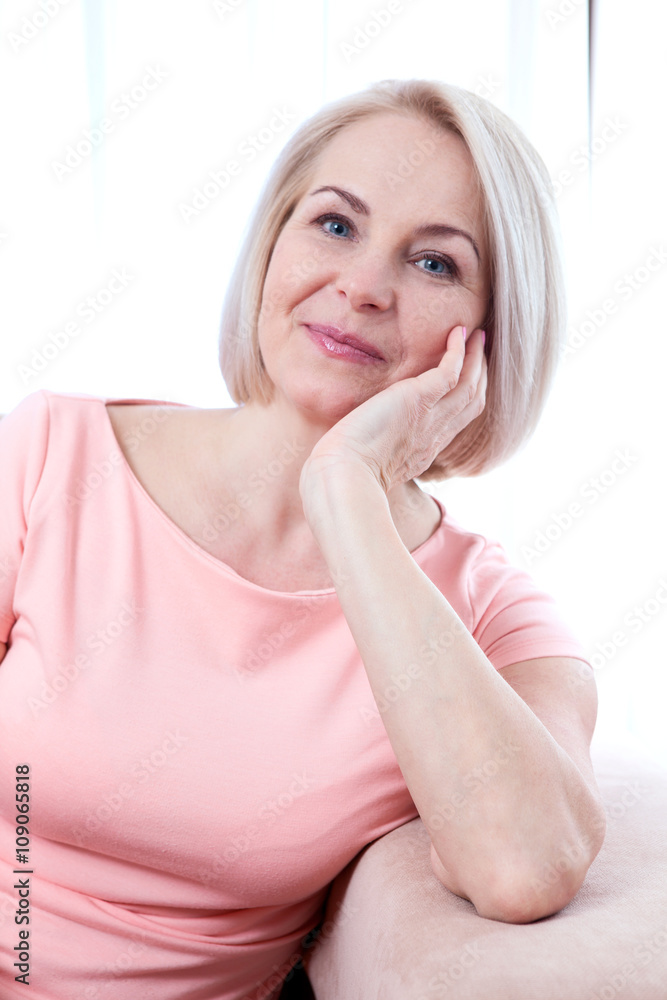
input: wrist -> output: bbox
[300,457,391,544]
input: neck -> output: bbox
[213,392,435,544]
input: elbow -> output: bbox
[472,823,606,924]
[433,810,606,925]
[431,797,607,924]
[471,870,584,924]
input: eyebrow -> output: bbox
[309,185,481,263]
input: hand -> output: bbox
[299,325,487,499]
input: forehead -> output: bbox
[306,112,483,223]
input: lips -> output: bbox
[303,324,386,361]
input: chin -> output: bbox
[276,371,376,426]
[260,325,394,423]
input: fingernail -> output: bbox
[481,330,486,345]
[462,326,468,342]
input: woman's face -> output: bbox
[257,112,491,423]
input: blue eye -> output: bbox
[418,258,445,273]
[319,215,352,238]
[415,255,457,278]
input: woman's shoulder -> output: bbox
[420,505,538,601]
[9,392,238,529]
[105,397,193,452]
[105,399,237,468]
[2,389,190,428]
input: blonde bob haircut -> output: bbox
[219,78,565,482]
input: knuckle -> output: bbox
[461,381,477,407]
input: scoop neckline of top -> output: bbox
[98,394,448,599]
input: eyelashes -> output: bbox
[316,212,351,238]
[310,212,460,280]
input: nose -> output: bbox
[334,248,396,312]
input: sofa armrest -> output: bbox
[304,739,667,999]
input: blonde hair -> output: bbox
[218,79,565,481]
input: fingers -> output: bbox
[459,332,487,419]
[456,333,486,420]
[415,325,486,410]
[459,327,487,397]
[416,325,466,401]
[463,342,488,418]
[438,352,487,444]
[439,325,486,403]
[444,324,468,353]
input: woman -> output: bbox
[0,79,605,999]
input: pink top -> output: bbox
[0,390,590,999]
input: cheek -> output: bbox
[263,236,325,313]
[260,254,299,327]
[403,287,466,344]
[262,240,292,295]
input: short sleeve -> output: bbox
[0,390,51,642]
[468,535,590,671]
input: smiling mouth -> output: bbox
[303,324,386,362]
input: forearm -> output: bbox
[307,467,604,922]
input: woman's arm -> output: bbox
[299,326,605,924]
[306,467,605,924]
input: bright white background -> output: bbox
[0,0,665,760]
